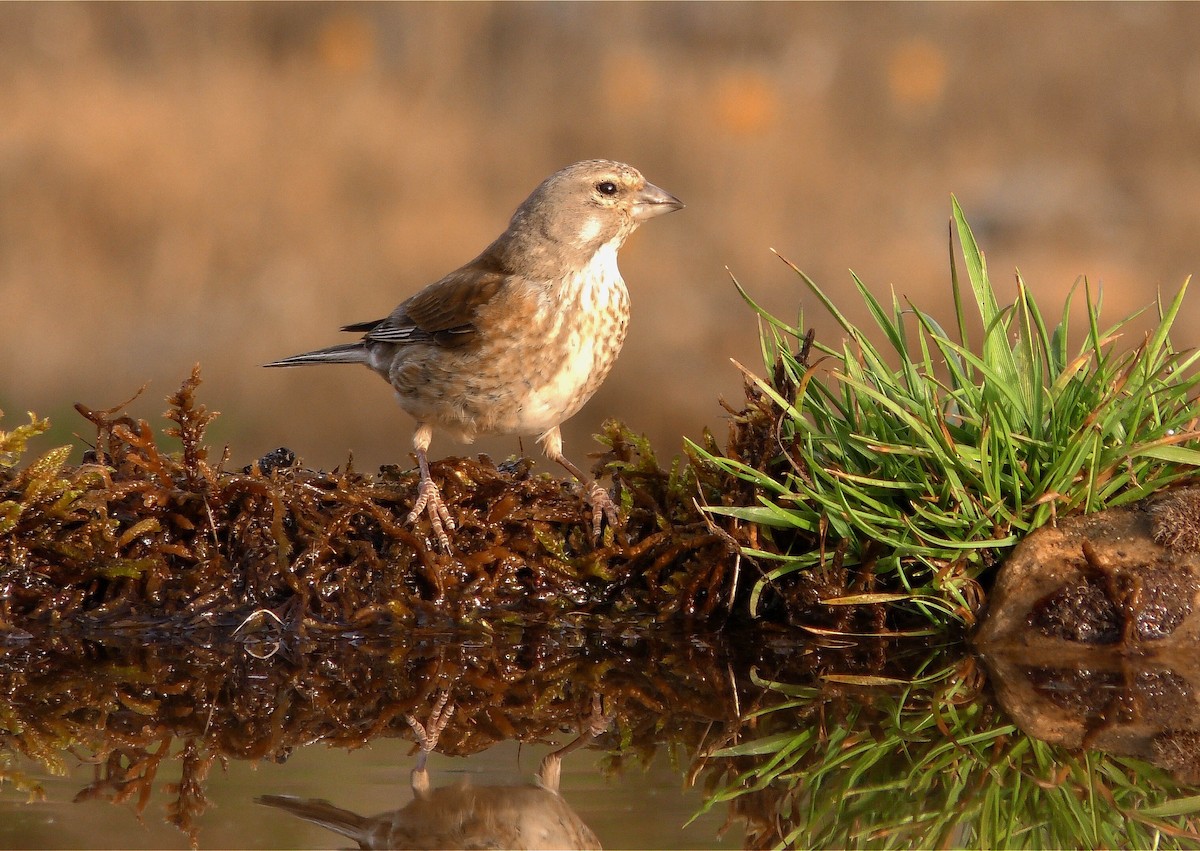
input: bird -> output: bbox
[255,690,608,849]
[255,783,601,850]
[265,160,683,550]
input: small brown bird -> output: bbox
[266,160,683,549]
[256,691,608,849]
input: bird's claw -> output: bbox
[405,690,455,794]
[585,481,620,541]
[583,692,612,739]
[405,689,455,755]
[408,477,455,550]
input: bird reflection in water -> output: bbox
[257,691,606,850]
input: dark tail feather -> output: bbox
[255,795,368,841]
[263,342,369,368]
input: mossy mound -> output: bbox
[0,367,783,633]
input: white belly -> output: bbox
[511,244,629,434]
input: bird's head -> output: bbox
[506,160,684,265]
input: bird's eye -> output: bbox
[596,181,618,196]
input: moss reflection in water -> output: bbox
[2,627,1199,848]
[0,625,741,846]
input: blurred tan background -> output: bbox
[3,3,1200,471]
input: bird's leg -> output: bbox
[404,689,455,798]
[406,423,455,550]
[538,694,610,794]
[538,426,619,540]
[561,456,620,540]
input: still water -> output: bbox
[1,624,1198,849]
[1,737,729,849]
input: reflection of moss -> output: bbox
[0,626,747,846]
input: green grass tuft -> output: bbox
[693,199,1200,626]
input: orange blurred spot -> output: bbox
[317,12,375,74]
[714,69,779,136]
[887,38,947,109]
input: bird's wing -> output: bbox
[340,317,385,333]
[341,264,508,349]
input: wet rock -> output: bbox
[243,446,296,475]
[974,488,1200,783]
[974,489,1200,651]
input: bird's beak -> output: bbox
[631,182,685,220]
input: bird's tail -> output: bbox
[255,795,368,841]
[263,342,369,368]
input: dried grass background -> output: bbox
[3,3,1200,472]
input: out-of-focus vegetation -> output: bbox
[2,4,1200,470]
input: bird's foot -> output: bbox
[538,694,611,794]
[408,476,456,550]
[405,689,455,794]
[584,481,620,541]
[545,440,621,541]
[581,692,611,739]
[405,688,455,754]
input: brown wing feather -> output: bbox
[402,268,507,333]
[353,260,509,349]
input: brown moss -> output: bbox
[1,366,752,633]
[1150,486,1200,553]
[2,345,962,636]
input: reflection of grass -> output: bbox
[695,201,1200,627]
[700,655,1200,849]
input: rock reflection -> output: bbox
[979,649,1200,784]
[257,692,605,850]
[975,487,1200,784]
